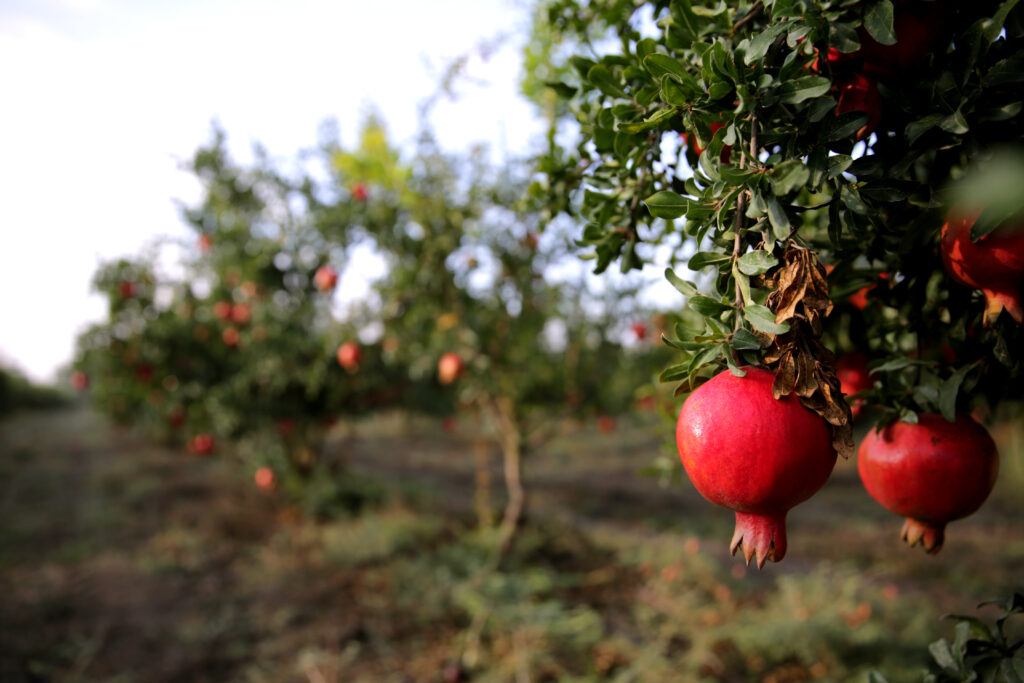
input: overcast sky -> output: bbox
[0,0,552,381]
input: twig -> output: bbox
[731,1,764,36]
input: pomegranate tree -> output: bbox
[676,367,837,568]
[858,413,999,554]
[941,212,1024,325]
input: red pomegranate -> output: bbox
[69,371,89,391]
[859,3,946,77]
[835,352,873,417]
[314,265,339,292]
[835,73,883,141]
[212,300,233,321]
[337,341,362,371]
[230,303,251,325]
[254,466,276,491]
[857,413,998,554]
[187,433,215,456]
[222,326,240,347]
[351,182,368,201]
[438,352,465,386]
[597,415,616,434]
[940,212,1024,325]
[631,322,648,341]
[676,367,837,568]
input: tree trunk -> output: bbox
[473,437,494,529]
[494,398,525,558]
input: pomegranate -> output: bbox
[597,415,616,434]
[198,234,212,253]
[118,280,135,299]
[69,371,89,391]
[859,3,946,77]
[676,367,837,568]
[230,303,251,325]
[337,341,362,371]
[187,433,215,455]
[222,326,240,347]
[940,212,1024,324]
[351,182,368,201]
[438,352,465,385]
[835,352,873,417]
[857,413,998,553]
[631,322,648,340]
[213,300,233,321]
[254,466,276,491]
[314,265,339,292]
[835,73,883,141]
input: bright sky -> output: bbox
[0,0,547,381]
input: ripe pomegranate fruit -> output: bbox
[859,2,946,77]
[254,466,276,491]
[118,280,135,299]
[857,413,998,554]
[835,352,873,418]
[351,182,368,201]
[222,326,240,347]
[835,73,882,141]
[187,433,215,455]
[940,211,1024,325]
[230,303,251,325]
[438,352,465,385]
[337,341,362,370]
[631,322,648,340]
[314,265,339,292]
[676,367,837,568]
[69,371,89,391]
[198,234,212,253]
[597,415,616,434]
[213,300,233,321]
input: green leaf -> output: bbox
[771,159,810,195]
[645,190,689,219]
[867,673,890,683]
[587,65,628,99]
[737,250,778,276]
[984,0,1022,44]
[767,196,791,241]
[928,638,958,672]
[939,109,969,135]
[689,295,733,316]
[863,1,897,46]
[732,327,764,350]
[660,362,691,382]
[544,81,577,98]
[643,53,690,80]
[939,364,975,422]
[745,21,791,64]
[662,75,693,106]
[689,251,732,270]
[733,262,753,306]
[618,107,677,134]
[775,76,831,104]
[724,350,747,377]
[744,305,790,335]
[828,154,853,179]
[665,268,700,297]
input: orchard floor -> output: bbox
[2,406,1023,682]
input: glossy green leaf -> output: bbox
[665,268,700,297]
[737,250,778,276]
[743,304,790,335]
[864,1,897,46]
[644,190,688,219]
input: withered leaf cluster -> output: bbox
[758,243,855,458]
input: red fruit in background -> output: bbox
[836,73,883,141]
[254,466,276,491]
[168,409,185,428]
[676,367,837,568]
[118,280,135,299]
[213,300,233,321]
[835,352,873,417]
[314,265,339,292]
[857,413,998,554]
[631,322,648,340]
[70,371,89,391]
[441,416,457,434]
[438,352,465,386]
[636,395,657,412]
[230,303,251,325]
[222,326,240,347]
[351,182,368,201]
[940,212,1024,325]
[337,341,362,370]
[859,3,945,77]
[187,433,215,455]
[198,234,212,253]
[276,418,295,436]
[597,415,616,434]
[134,364,154,383]
[682,121,731,163]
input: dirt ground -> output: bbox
[2,406,1022,682]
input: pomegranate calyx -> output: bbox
[983,289,1024,326]
[901,518,945,555]
[731,512,788,569]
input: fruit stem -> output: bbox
[901,518,946,554]
[731,510,787,569]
